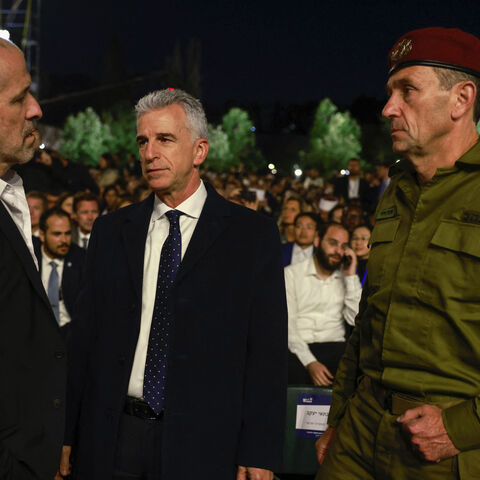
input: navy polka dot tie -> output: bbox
[143,209,183,414]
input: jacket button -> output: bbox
[53,399,62,409]
[54,351,65,359]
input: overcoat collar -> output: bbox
[0,201,56,320]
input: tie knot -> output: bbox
[49,260,58,271]
[165,210,183,225]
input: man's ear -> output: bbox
[314,235,320,248]
[39,230,45,243]
[451,81,476,121]
[193,138,209,167]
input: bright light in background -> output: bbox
[268,163,275,170]
[39,143,45,149]
[340,169,346,175]
[250,126,256,132]
[294,168,303,177]
[271,169,277,174]
[395,159,401,163]
[0,30,10,40]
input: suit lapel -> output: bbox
[0,202,53,313]
[121,194,154,301]
[176,185,231,285]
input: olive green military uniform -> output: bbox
[317,141,480,479]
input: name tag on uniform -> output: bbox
[295,393,331,438]
[376,206,397,220]
[462,210,480,225]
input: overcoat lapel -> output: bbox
[176,185,231,284]
[121,194,154,301]
[0,201,53,315]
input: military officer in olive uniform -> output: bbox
[316,27,480,479]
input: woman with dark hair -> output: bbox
[101,185,119,215]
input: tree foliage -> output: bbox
[300,98,362,174]
[206,107,262,171]
[59,107,113,166]
[59,106,138,166]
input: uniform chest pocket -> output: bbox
[367,217,401,287]
[418,220,480,307]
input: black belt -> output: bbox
[124,396,164,420]
[366,377,425,415]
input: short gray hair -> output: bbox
[433,66,480,123]
[135,88,208,140]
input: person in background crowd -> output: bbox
[26,190,47,237]
[278,196,302,243]
[35,207,85,340]
[342,203,364,233]
[316,27,480,479]
[376,161,392,200]
[0,37,66,479]
[61,88,287,480]
[282,212,319,267]
[328,204,344,224]
[350,224,371,287]
[57,191,74,216]
[96,152,120,189]
[334,158,370,207]
[71,191,100,249]
[318,196,339,223]
[285,223,361,386]
[101,184,119,214]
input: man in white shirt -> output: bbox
[285,222,362,386]
[62,88,287,480]
[0,38,66,479]
[282,212,319,266]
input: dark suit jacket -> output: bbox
[67,185,288,479]
[0,203,66,479]
[282,242,294,267]
[334,176,373,210]
[33,242,86,339]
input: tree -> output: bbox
[59,107,113,166]
[206,107,262,171]
[300,98,362,174]
[101,107,138,160]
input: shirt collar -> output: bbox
[152,180,207,221]
[0,169,23,198]
[42,245,63,267]
[305,256,342,279]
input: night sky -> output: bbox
[40,0,480,109]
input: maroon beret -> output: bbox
[388,27,480,78]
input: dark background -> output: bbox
[30,0,480,164]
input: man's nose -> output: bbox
[26,93,42,121]
[382,94,399,119]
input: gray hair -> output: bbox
[433,66,480,123]
[135,88,208,140]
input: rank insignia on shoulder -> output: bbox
[462,210,480,225]
[376,206,397,220]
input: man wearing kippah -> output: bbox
[315,27,480,479]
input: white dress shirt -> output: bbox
[78,231,90,249]
[290,243,314,266]
[0,169,38,269]
[285,257,361,367]
[128,181,208,398]
[40,247,72,327]
[348,177,360,199]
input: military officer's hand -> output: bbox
[307,361,334,386]
[341,246,357,277]
[236,465,273,479]
[397,405,460,462]
[315,426,336,464]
